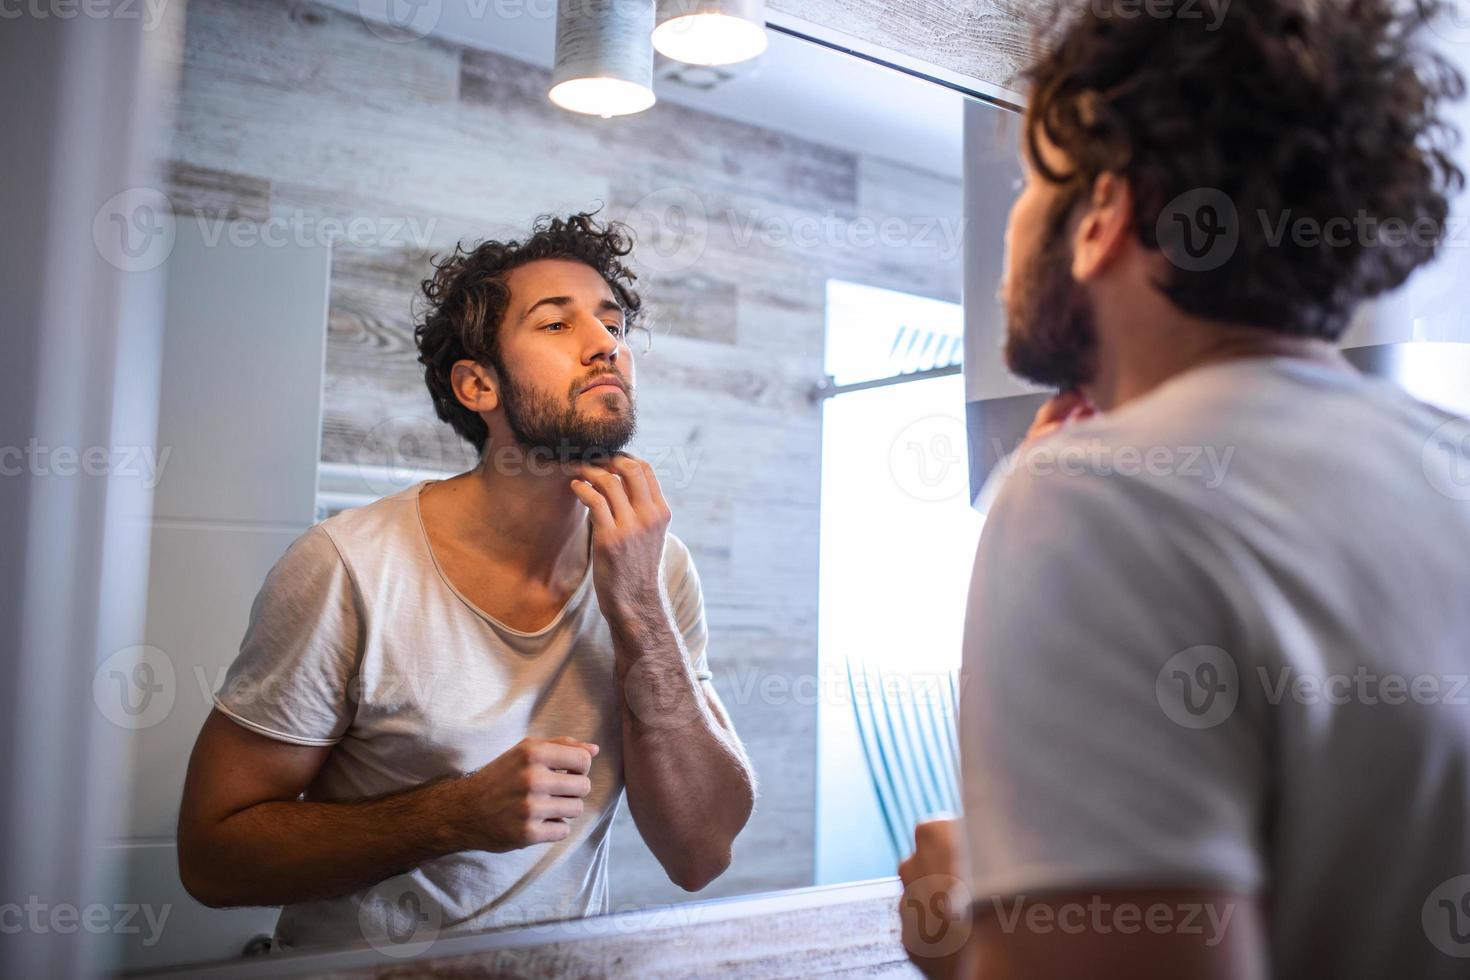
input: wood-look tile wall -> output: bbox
[165,0,962,911]
[771,0,1035,95]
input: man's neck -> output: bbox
[423,452,589,587]
[1082,296,1347,411]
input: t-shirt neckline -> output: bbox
[412,479,595,638]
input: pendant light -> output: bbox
[550,0,657,118]
[651,0,768,67]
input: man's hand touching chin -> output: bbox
[568,453,674,631]
[569,451,754,890]
[1024,389,1097,446]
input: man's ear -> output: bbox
[449,359,499,414]
[1071,171,1133,283]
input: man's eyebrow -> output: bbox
[517,296,625,322]
[518,295,572,323]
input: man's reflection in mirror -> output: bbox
[175,212,756,952]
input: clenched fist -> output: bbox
[898,817,973,979]
[449,736,599,852]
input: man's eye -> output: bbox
[543,321,566,332]
[606,322,626,337]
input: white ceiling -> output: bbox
[324,0,965,178]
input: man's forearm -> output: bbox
[183,774,473,908]
[611,603,755,891]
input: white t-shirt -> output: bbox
[961,356,1470,978]
[212,480,711,951]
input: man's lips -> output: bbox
[579,377,627,396]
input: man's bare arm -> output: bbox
[570,454,756,891]
[611,610,755,891]
[177,709,597,908]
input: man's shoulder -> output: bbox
[996,357,1432,509]
[660,530,697,584]
[312,482,427,567]
[662,529,692,563]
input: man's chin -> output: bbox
[1003,332,1092,391]
[557,421,637,460]
[1002,323,1052,386]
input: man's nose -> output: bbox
[582,319,620,364]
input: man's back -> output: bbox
[961,355,1470,978]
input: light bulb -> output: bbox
[548,77,657,117]
[652,0,768,67]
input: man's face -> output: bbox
[1000,130,1098,390]
[491,258,637,460]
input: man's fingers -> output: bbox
[536,796,587,821]
[598,454,672,521]
[572,464,634,524]
[544,735,600,758]
[1026,390,1097,444]
[915,815,959,842]
[1029,421,1063,442]
[605,454,656,511]
[529,820,573,844]
[570,479,615,530]
[531,740,596,775]
[1029,390,1099,437]
[1031,389,1089,428]
[634,456,671,514]
[539,772,593,799]
[535,769,590,799]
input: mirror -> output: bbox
[104,0,1011,971]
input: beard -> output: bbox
[1003,193,1099,391]
[492,360,637,462]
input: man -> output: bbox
[900,1,1470,977]
[177,212,755,951]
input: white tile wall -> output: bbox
[103,219,331,972]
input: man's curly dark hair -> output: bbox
[1023,0,1465,340]
[414,211,644,455]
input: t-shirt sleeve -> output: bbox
[960,463,1268,901]
[212,524,363,746]
[662,533,713,682]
